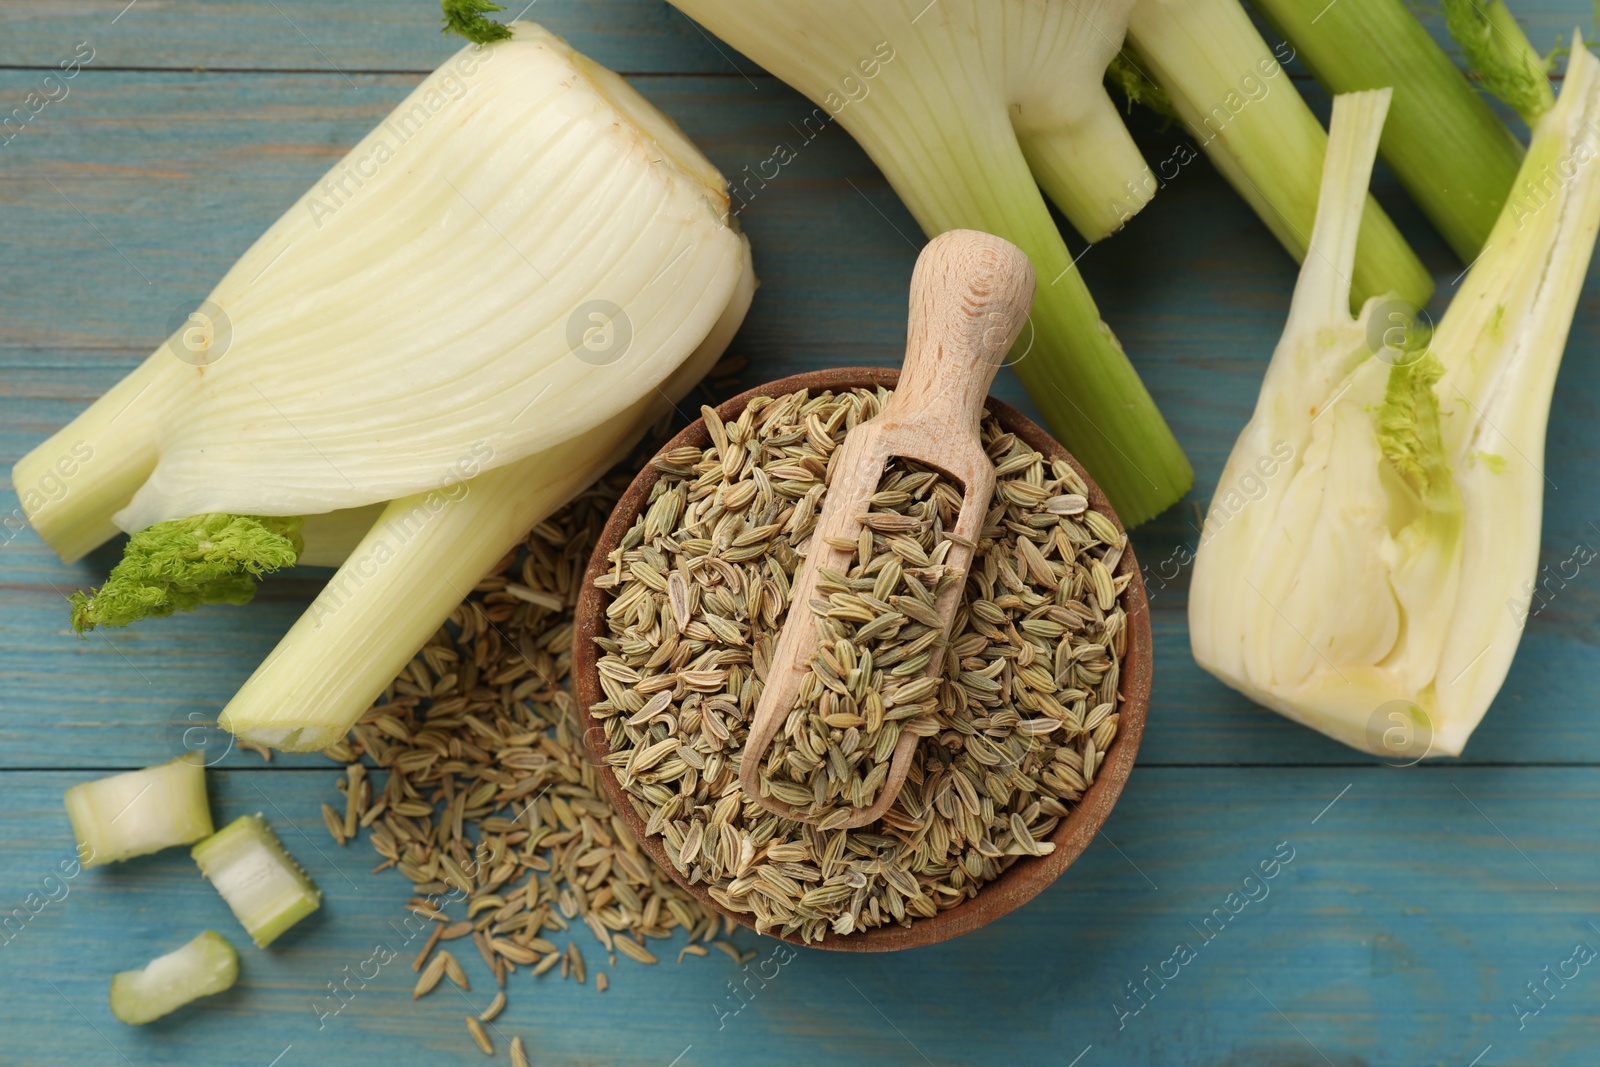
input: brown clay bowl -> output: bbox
[572,367,1151,952]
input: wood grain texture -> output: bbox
[0,0,763,75]
[2,768,1598,1066]
[2,2,1600,1063]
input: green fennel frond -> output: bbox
[442,0,514,45]
[1104,51,1180,126]
[1442,0,1555,123]
[70,514,304,633]
[1375,350,1454,500]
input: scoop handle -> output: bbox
[882,230,1036,434]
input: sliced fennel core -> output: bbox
[1189,41,1600,758]
[669,0,1192,525]
[110,930,239,1025]
[192,815,322,948]
[1123,0,1432,310]
[65,753,213,866]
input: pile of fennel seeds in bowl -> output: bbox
[590,385,1130,942]
[756,459,964,823]
[319,465,760,1024]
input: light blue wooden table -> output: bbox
[3,3,1598,1064]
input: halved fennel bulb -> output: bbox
[15,21,749,556]
[14,22,756,750]
[1190,44,1600,758]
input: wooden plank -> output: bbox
[0,0,761,75]
[3,5,1600,1064]
[4,69,1600,767]
[0,0,1577,75]
[1,767,1596,1065]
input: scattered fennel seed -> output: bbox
[323,428,754,1055]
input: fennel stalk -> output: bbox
[669,0,1193,524]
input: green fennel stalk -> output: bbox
[1123,0,1433,310]
[1441,0,1554,124]
[1249,0,1531,262]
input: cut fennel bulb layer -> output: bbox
[669,0,1192,526]
[221,238,755,751]
[65,753,213,866]
[192,815,322,948]
[110,930,238,1025]
[1125,0,1431,310]
[12,20,745,555]
[1190,43,1600,759]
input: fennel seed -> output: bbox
[591,387,1129,942]
[323,416,825,1058]
[567,941,586,984]
[440,949,470,992]
[320,803,346,846]
[465,1016,494,1056]
[413,954,447,999]
[412,922,444,972]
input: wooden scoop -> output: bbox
[740,229,1036,828]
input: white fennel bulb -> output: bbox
[16,21,746,550]
[1190,43,1600,759]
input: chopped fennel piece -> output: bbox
[109,930,239,1025]
[192,814,322,947]
[65,753,213,867]
[1190,40,1600,758]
